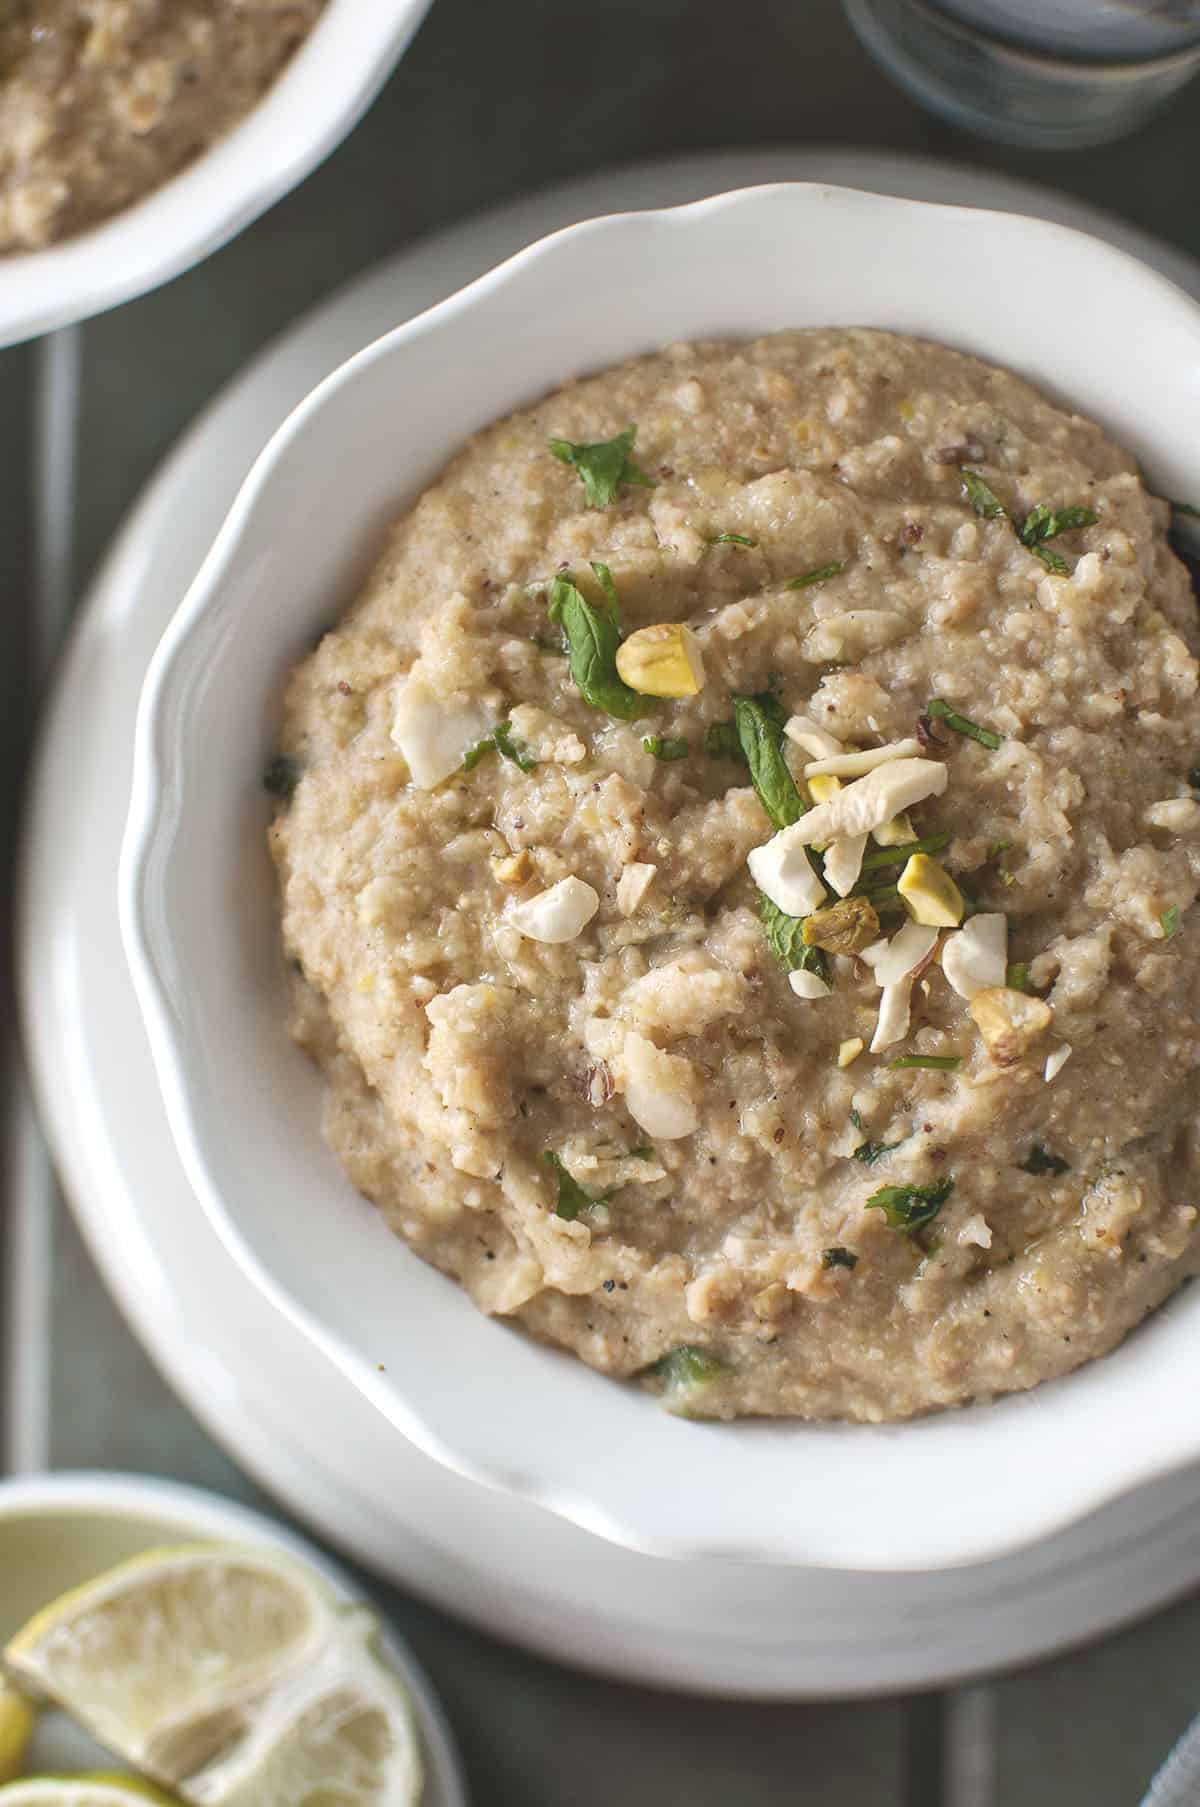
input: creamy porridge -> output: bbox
[0,0,324,251]
[268,329,1200,1422]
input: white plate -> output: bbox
[119,171,1200,1569]
[0,0,431,348]
[0,1470,466,1806]
[22,148,1200,1695]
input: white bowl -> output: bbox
[0,1471,465,1803]
[121,181,1200,1570]
[0,0,431,349]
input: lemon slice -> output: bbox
[0,1779,175,1806]
[4,1544,421,1803]
[0,1686,35,1783]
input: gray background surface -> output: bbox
[3,2,1200,1802]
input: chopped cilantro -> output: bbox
[704,721,744,761]
[733,694,805,830]
[707,532,758,548]
[263,754,302,802]
[758,893,830,986]
[547,571,641,719]
[1006,962,1031,993]
[1171,501,1200,518]
[961,469,1096,573]
[866,1176,955,1233]
[1019,1144,1071,1176]
[823,1247,859,1270]
[1162,905,1181,940]
[852,1131,903,1165]
[548,425,654,508]
[889,1055,963,1071]
[925,697,1002,751]
[961,470,1008,520]
[462,732,496,773]
[629,1146,656,1161]
[542,1150,612,1222]
[786,560,845,590]
[643,735,689,761]
[860,832,951,872]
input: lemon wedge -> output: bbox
[0,1779,175,1806]
[0,1687,35,1783]
[3,1546,421,1807]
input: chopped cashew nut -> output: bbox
[492,849,533,886]
[616,862,657,916]
[621,1032,699,1139]
[871,977,913,1052]
[1044,1043,1073,1082]
[970,987,1053,1064]
[509,876,600,943]
[823,833,868,896]
[1145,798,1200,833]
[789,968,832,1000]
[898,854,965,927]
[784,714,844,760]
[747,834,828,916]
[391,676,493,789]
[615,623,706,697]
[942,913,1008,999]
[837,1037,864,1068]
[802,738,923,780]
[872,919,939,988]
[781,757,948,845]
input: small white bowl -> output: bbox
[0,1471,465,1802]
[121,181,1200,1570]
[0,0,431,349]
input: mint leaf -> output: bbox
[263,754,301,803]
[494,722,538,771]
[823,1247,859,1270]
[1019,1144,1070,1176]
[547,574,641,719]
[1162,904,1181,940]
[643,735,689,761]
[1172,500,1200,518]
[961,470,1009,521]
[860,832,951,872]
[589,558,621,628]
[542,1150,613,1222]
[650,1345,729,1413]
[925,697,1002,751]
[733,695,804,830]
[707,532,757,548]
[1020,502,1098,546]
[888,1055,963,1071]
[548,425,655,508]
[787,561,845,590]
[704,721,744,761]
[866,1176,955,1232]
[758,893,829,984]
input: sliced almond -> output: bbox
[942,913,1007,1000]
[872,919,939,988]
[789,968,832,1000]
[509,875,600,943]
[781,757,948,847]
[823,833,868,897]
[784,714,844,760]
[620,1032,699,1139]
[616,862,656,916]
[1044,1043,1073,1082]
[747,834,827,917]
[802,738,922,780]
[870,977,913,1052]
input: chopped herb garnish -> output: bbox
[629,1146,656,1161]
[1006,962,1031,993]
[590,558,621,626]
[1019,1144,1071,1176]
[733,694,805,830]
[1162,905,1181,940]
[786,560,845,590]
[547,572,642,719]
[643,735,690,761]
[263,754,302,803]
[758,893,830,986]
[860,832,951,872]
[1189,766,1200,791]
[926,697,1002,751]
[542,1150,612,1222]
[704,720,744,761]
[1172,501,1200,518]
[852,1133,902,1165]
[823,1247,859,1270]
[866,1176,955,1233]
[650,1344,729,1412]
[463,720,538,773]
[548,425,654,508]
[889,1054,963,1072]
[961,469,1009,520]
[533,632,567,654]
[961,470,1095,573]
[707,532,758,548]
[849,1108,865,1132]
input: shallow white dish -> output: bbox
[28,148,1200,1687]
[0,1471,466,1804]
[0,0,431,349]
[120,176,1200,1570]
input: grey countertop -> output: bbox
[3,3,1200,1802]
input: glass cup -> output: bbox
[843,0,1200,148]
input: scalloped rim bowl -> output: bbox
[120,182,1200,1569]
[0,0,431,349]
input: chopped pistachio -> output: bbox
[898,853,965,927]
[802,895,881,956]
[807,772,843,805]
[872,811,916,847]
[616,623,706,698]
